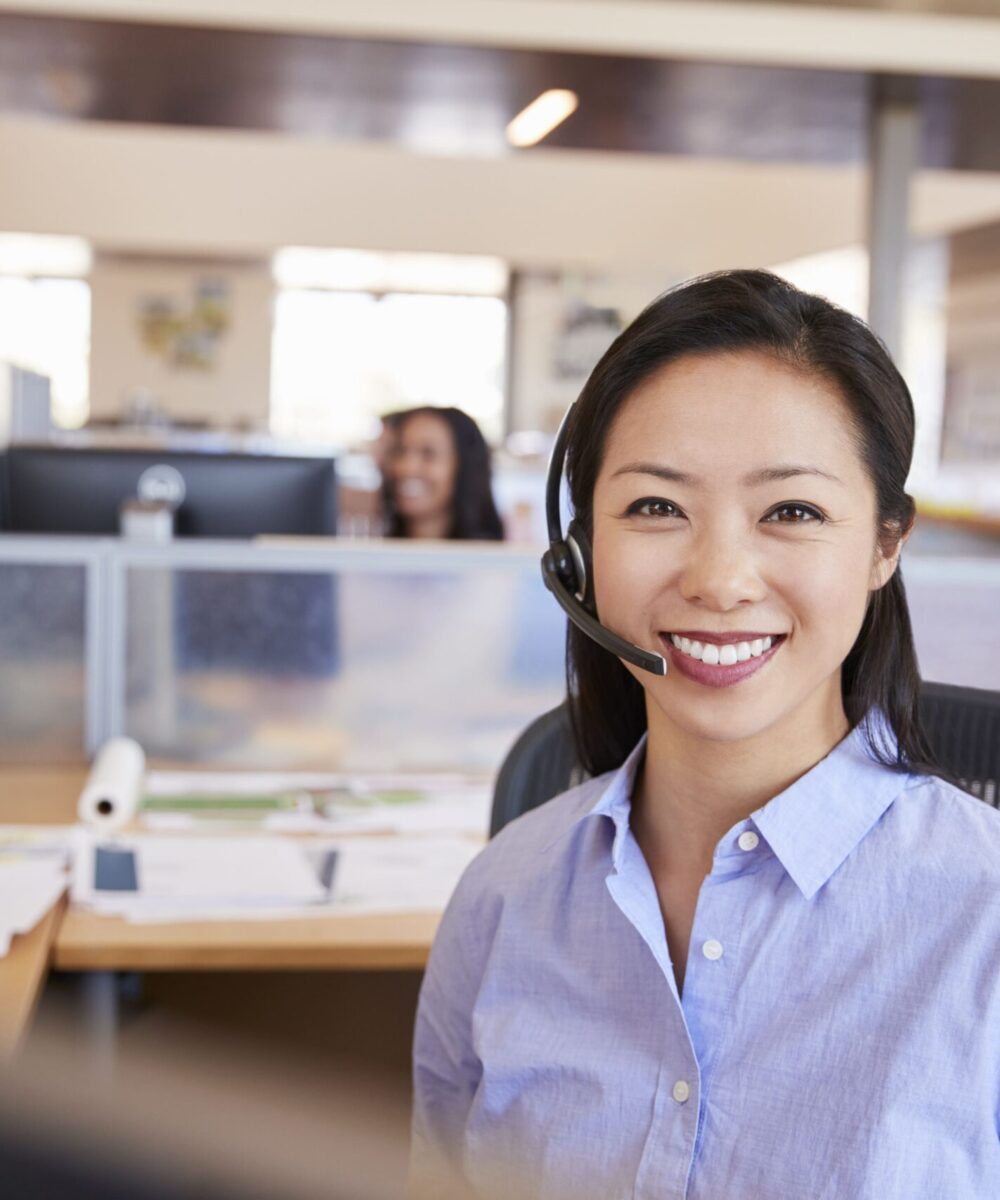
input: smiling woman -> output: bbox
[384,406,504,542]
[409,270,1000,1200]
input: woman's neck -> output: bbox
[404,513,453,540]
[631,692,849,880]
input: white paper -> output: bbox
[144,769,490,797]
[330,836,483,914]
[0,859,68,957]
[140,769,494,839]
[72,833,484,923]
[71,833,328,919]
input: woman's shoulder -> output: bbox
[450,771,614,907]
[895,771,1000,876]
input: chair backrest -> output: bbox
[918,680,1000,806]
[489,702,583,838]
[489,681,1000,837]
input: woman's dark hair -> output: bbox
[386,405,504,541]
[565,267,965,792]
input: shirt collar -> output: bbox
[752,706,909,899]
[582,733,648,872]
[565,705,910,899]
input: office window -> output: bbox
[270,248,508,448]
[0,278,91,430]
[0,233,92,430]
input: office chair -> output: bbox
[918,680,1000,807]
[489,703,585,837]
[489,681,1000,838]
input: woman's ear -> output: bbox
[869,521,912,592]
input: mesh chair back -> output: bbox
[489,703,582,838]
[918,681,1000,808]
[490,682,1000,837]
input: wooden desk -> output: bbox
[0,766,447,1053]
[0,766,81,1055]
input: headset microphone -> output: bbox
[540,401,668,677]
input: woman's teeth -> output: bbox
[669,634,779,666]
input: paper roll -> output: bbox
[78,737,146,832]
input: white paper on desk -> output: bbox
[331,836,483,915]
[263,785,493,838]
[118,835,484,922]
[0,825,76,859]
[144,769,490,797]
[0,860,68,958]
[71,834,328,917]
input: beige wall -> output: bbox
[510,269,685,432]
[89,257,273,429]
[5,0,1000,78]
[4,118,1000,273]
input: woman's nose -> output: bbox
[677,531,767,609]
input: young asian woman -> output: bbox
[409,269,1000,1200]
[384,406,504,542]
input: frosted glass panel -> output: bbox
[0,562,86,761]
[124,562,567,772]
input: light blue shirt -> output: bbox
[410,707,1000,1199]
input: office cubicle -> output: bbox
[0,535,998,769]
[0,538,567,771]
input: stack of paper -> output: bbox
[139,770,494,838]
[70,831,483,923]
[0,826,74,958]
[71,833,328,921]
[328,836,482,915]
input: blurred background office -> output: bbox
[2,1,1000,1195]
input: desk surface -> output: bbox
[0,766,448,1050]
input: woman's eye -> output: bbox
[766,504,823,524]
[626,498,677,518]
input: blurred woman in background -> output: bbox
[384,406,504,541]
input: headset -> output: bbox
[540,401,668,677]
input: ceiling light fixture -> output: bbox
[506,89,579,148]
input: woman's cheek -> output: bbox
[800,552,866,629]
[594,535,665,634]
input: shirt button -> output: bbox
[702,939,724,960]
[738,831,759,851]
[672,1080,690,1104]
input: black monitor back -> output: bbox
[0,446,337,537]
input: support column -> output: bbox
[867,76,921,360]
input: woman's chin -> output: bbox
[648,691,777,744]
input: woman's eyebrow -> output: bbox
[609,462,844,488]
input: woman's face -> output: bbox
[389,412,459,525]
[591,349,906,746]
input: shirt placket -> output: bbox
[605,826,702,1200]
[615,819,757,1199]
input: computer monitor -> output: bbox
[0,444,341,683]
[0,445,337,537]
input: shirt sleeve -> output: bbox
[408,861,494,1200]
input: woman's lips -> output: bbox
[659,632,787,689]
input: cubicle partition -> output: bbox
[0,535,998,770]
[0,537,568,772]
[0,537,105,762]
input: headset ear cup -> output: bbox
[547,538,579,597]
[566,519,596,613]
